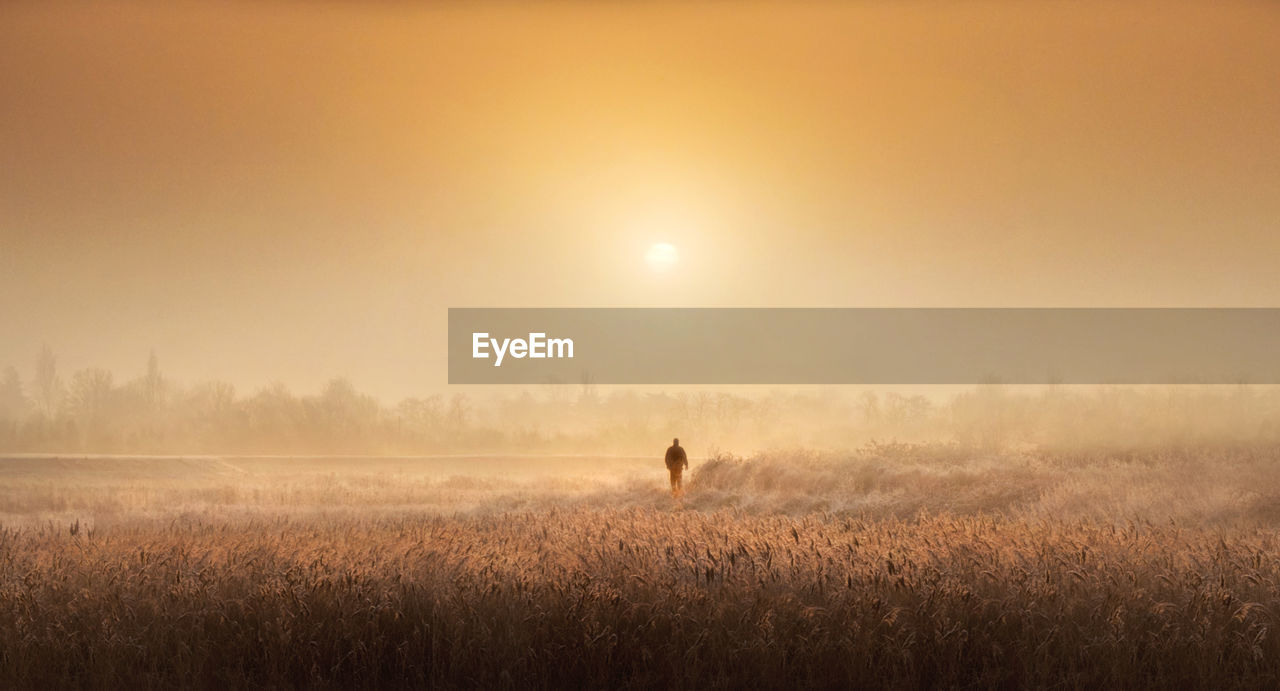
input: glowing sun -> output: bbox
[645,242,679,272]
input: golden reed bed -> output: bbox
[3,446,1280,688]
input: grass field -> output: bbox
[4,445,1280,688]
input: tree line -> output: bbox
[4,345,1280,454]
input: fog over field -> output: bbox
[7,441,1280,527]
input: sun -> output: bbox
[645,242,679,272]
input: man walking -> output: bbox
[665,438,689,497]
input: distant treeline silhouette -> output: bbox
[3,346,1280,454]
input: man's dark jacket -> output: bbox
[665,445,688,470]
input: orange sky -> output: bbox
[2,1,1278,399]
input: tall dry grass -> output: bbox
[2,444,1280,687]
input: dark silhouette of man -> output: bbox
[665,438,688,497]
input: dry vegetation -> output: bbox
[3,444,1280,688]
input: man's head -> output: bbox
[673,438,679,446]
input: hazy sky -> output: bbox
[2,1,1278,399]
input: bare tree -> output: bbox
[68,368,114,424]
[32,344,62,418]
[144,349,164,408]
[0,366,23,420]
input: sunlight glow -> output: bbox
[645,243,679,272]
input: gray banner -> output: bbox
[448,308,1280,384]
